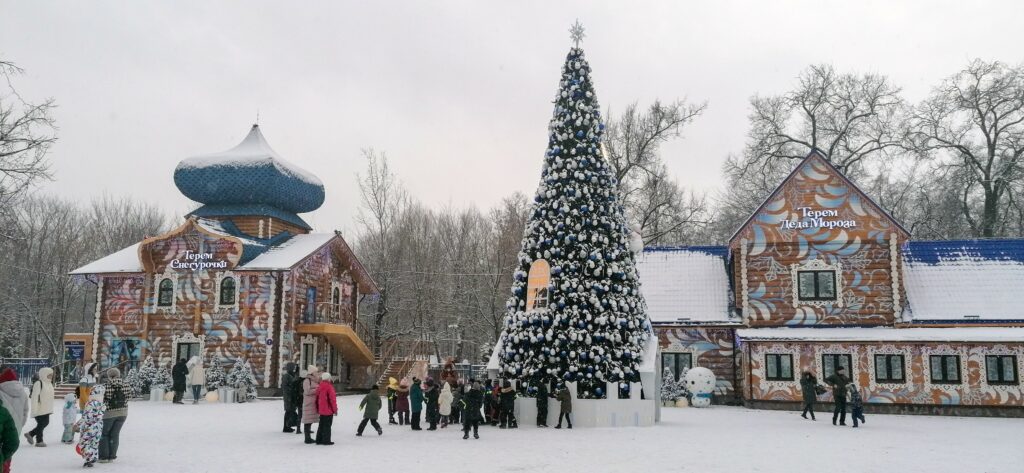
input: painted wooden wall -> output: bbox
[745,340,1024,407]
[731,154,908,327]
[657,327,738,399]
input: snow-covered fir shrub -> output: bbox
[124,368,141,398]
[205,360,227,391]
[661,368,685,402]
[133,356,158,395]
[496,44,649,399]
[152,362,172,391]
[226,359,258,402]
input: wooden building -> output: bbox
[70,125,379,390]
[640,151,1024,416]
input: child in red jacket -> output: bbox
[315,373,337,445]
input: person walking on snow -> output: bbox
[438,382,453,428]
[301,366,321,444]
[77,363,99,410]
[409,377,424,431]
[0,369,27,442]
[848,384,866,428]
[1,397,20,473]
[98,368,130,463]
[499,380,517,429]
[386,377,399,425]
[61,392,79,444]
[825,365,851,426]
[461,379,484,440]
[186,357,205,404]
[356,385,383,436]
[534,380,549,427]
[75,385,105,468]
[170,358,189,404]
[314,372,337,446]
[555,384,572,429]
[799,371,819,420]
[281,363,301,434]
[424,377,440,431]
[26,367,54,446]
[394,381,410,426]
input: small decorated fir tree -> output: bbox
[135,356,157,395]
[152,362,172,391]
[661,368,684,403]
[205,360,227,391]
[227,358,258,402]
[124,368,141,398]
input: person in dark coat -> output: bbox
[386,377,399,425]
[460,379,484,440]
[424,378,440,431]
[357,385,383,436]
[450,382,463,424]
[799,371,818,420]
[395,381,410,426]
[555,384,572,429]
[489,380,501,426]
[535,380,549,427]
[281,362,301,433]
[498,380,517,429]
[171,359,189,404]
[409,378,424,431]
[825,366,851,426]
[848,384,866,428]
[482,379,496,424]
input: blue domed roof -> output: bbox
[174,125,325,213]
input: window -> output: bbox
[986,355,1019,385]
[662,352,693,381]
[158,278,174,307]
[929,355,961,384]
[303,286,317,324]
[874,354,905,383]
[219,277,236,306]
[175,342,200,362]
[526,259,552,311]
[797,270,837,301]
[301,341,316,372]
[765,353,794,381]
[822,353,852,379]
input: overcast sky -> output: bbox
[2,1,1022,235]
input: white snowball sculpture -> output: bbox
[684,367,716,408]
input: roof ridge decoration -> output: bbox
[728,150,910,245]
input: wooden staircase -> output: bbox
[55,384,78,398]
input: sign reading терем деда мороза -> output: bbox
[779,207,858,230]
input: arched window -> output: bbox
[219,277,236,306]
[526,259,551,311]
[158,278,174,307]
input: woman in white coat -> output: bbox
[26,367,55,446]
[186,357,206,404]
[438,381,454,428]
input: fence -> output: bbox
[0,357,51,386]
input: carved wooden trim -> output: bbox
[790,259,843,308]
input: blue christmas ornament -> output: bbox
[576,131,584,138]
[595,387,604,396]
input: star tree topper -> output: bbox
[569,19,585,47]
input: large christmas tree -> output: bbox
[497,23,649,399]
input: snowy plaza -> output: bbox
[18,396,1023,473]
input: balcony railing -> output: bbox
[302,302,357,326]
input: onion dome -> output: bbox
[174,125,325,214]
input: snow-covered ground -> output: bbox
[20,396,1022,473]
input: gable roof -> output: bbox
[902,239,1024,323]
[636,246,735,324]
[728,150,910,244]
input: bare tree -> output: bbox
[910,59,1024,237]
[714,64,911,241]
[604,100,710,245]
[0,61,57,238]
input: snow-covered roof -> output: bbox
[69,243,143,275]
[240,233,336,270]
[174,125,325,214]
[737,327,1024,342]
[902,239,1024,323]
[636,246,734,324]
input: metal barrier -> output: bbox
[0,358,51,386]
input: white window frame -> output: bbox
[172,333,206,363]
[153,269,178,312]
[215,271,241,311]
[791,259,843,308]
